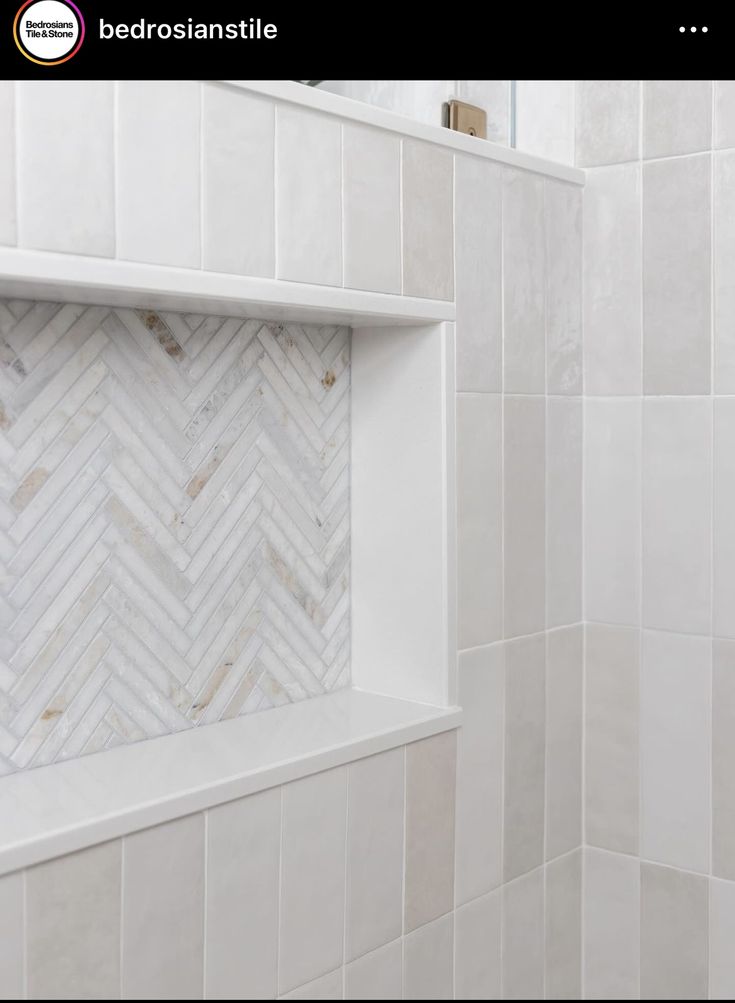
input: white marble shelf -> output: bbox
[0,689,461,876]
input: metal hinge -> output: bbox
[444,99,487,139]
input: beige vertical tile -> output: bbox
[117,81,200,268]
[583,164,642,395]
[403,913,453,1000]
[643,155,711,394]
[281,969,343,1000]
[643,80,713,158]
[583,848,640,1000]
[454,889,501,1000]
[502,867,544,1000]
[0,872,23,1000]
[584,399,641,626]
[17,81,114,257]
[504,396,546,638]
[545,181,582,394]
[715,400,735,636]
[455,644,504,905]
[345,940,402,1000]
[342,124,401,294]
[545,850,582,1000]
[405,730,456,932]
[276,105,342,286]
[585,624,640,855]
[546,398,582,628]
[710,877,735,999]
[714,152,735,391]
[546,626,583,860]
[202,84,275,277]
[122,814,205,999]
[0,82,15,246]
[641,862,709,1000]
[640,631,711,873]
[346,748,404,961]
[402,140,454,300]
[503,169,546,393]
[454,155,502,392]
[504,633,546,882]
[643,398,712,634]
[279,767,347,994]
[576,80,640,167]
[205,789,280,999]
[457,394,503,648]
[26,841,120,999]
[713,639,735,879]
[715,81,735,149]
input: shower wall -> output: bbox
[581,80,735,1000]
[0,302,350,773]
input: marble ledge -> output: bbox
[0,688,461,876]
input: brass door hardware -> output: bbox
[445,99,487,139]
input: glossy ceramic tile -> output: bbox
[546,398,582,628]
[643,80,713,158]
[454,890,502,1000]
[545,850,582,1000]
[403,913,453,1001]
[515,80,575,164]
[715,80,735,149]
[710,877,735,999]
[502,867,544,1000]
[545,180,582,394]
[455,80,510,145]
[714,152,735,392]
[280,969,343,1000]
[0,82,15,247]
[583,848,640,1000]
[715,400,735,637]
[576,80,640,166]
[345,940,402,1000]
[402,140,454,300]
[545,626,583,860]
[713,639,735,879]
[0,872,23,1001]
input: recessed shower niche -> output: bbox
[0,290,455,774]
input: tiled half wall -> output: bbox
[0,299,351,773]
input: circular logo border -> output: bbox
[13,0,85,66]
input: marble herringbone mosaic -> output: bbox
[0,300,351,772]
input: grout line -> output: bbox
[21,867,27,1000]
[341,766,349,998]
[202,810,209,998]
[272,103,279,280]
[276,785,284,998]
[198,82,204,272]
[119,837,125,999]
[637,78,644,1003]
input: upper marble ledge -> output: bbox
[0,688,460,877]
[222,80,586,187]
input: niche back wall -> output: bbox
[0,299,351,773]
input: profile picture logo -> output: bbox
[14,0,85,66]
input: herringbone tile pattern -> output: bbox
[0,300,350,773]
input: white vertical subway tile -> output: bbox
[122,814,205,999]
[403,913,454,1001]
[275,105,341,286]
[642,398,712,634]
[26,841,121,999]
[504,396,546,638]
[545,849,582,1000]
[455,644,504,905]
[346,748,404,961]
[454,155,502,392]
[502,868,544,1000]
[584,399,641,626]
[504,633,546,882]
[456,80,510,145]
[546,626,583,860]
[715,399,735,637]
[515,80,575,164]
[640,862,709,1000]
[503,169,546,394]
[583,848,640,1000]
[643,80,713,158]
[202,84,275,278]
[345,940,402,1000]
[279,767,347,994]
[454,890,502,1000]
[642,155,711,394]
[545,180,582,394]
[546,398,582,628]
[205,789,280,999]
[715,80,735,149]
[117,81,201,268]
[713,639,735,880]
[583,163,642,395]
[710,878,735,999]
[0,82,15,246]
[402,140,454,300]
[0,872,23,1000]
[457,393,503,648]
[404,730,456,932]
[585,624,640,855]
[281,969,343,1000]
[640,630,711,873]
[714,151,735,392]
[17,81,114,257]
[342,123,401,294]
[575,80,640,167]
